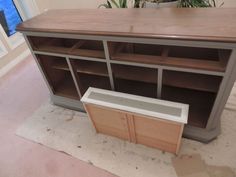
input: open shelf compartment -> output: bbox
[36,55,79,100]
[166,46,231,72]
[162,70,222,93]
[29,36,78,54]
[108,42,231,72]
[70,39,105,59]
[162,86,216,128]
[108,42,163,64]
[28,36,105,59]
[111,64,157,84]
[78,73,111,96]
[111,63,158,98]
[114,79,157,98]
[52,59,70,71]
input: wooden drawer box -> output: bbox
[81,87,189,154]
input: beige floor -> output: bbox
[1,56,236,177]
[0,56,116,177]
[15,84,236,177]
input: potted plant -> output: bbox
[141,0,178,8]
[178,0,216,7]
[99,0,136,8]
[99,0,216,8]
[141,0,216,8]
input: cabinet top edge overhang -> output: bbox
[17,8,236,43]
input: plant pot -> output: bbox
[143,1,178,8]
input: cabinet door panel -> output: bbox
[86,105,129,140]
[134,115,182,151]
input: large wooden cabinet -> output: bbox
[17,8,236,142]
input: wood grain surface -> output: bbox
[17,8,236,42]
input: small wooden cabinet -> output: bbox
[17,8,236,142]
[82,88,188,154]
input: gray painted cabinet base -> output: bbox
[183,123,220,143]
[51,95,85,112]
[21,32,236,143]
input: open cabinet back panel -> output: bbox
[112,64,157,84]
[162,86,216,128]
[168,46,225,61]
[114,79,157,98]
[163,70,223,93]
[78,73,111,96]
[36,54,79,100]
[114,43,163,56]
[29,36,78,54]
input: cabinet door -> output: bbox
[133,114,183,153]
[85,104,130,140]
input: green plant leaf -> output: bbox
[110,0,120,7]
[107,0,113,8]
[178,0,216,7]
[98,3,111,8]
[212,0,216,7]
[119,0,123,7]
[123,0,128,8]
[134,0,141,8]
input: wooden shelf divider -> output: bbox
[161,47,169,58]
[69,40,86,52]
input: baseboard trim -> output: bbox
[0,49,30,78]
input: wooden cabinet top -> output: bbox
[17,8,236,43]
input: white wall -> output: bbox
[35,0,105,12]
[218,0,236,7]
[34,0,236,13]
[0,25,29,72]
[35,0,236,13]
[14,0,40,20]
